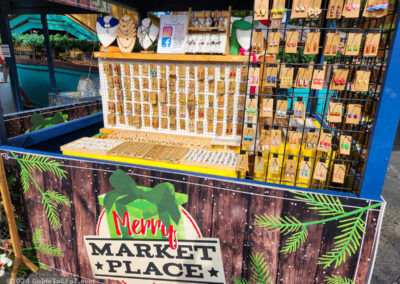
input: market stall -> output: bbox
[0,0,399,283]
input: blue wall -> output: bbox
[16,64,99,107]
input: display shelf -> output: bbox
[94,52,247,63]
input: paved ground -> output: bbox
[1,152,400,284]
[371,151,400,284]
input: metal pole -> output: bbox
[0,0,23,111]
[359,8,400,200]
[40,13,57,92]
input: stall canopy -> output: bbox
[107,0,253,12]
[0,0,110,118]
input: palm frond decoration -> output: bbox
[280,226,308,253]
[38,261,50,271]
[42,196,61,230]
[231,252,272,284]
[254,215,304,234]
[293,191,345,216]
[318,211,366,269]
[10,151,70,230]
[254,189,382,271]
[20,154,67,179]
[20,168,31,194]
[232,277,251,284]
[23,228,64,257]
[325,275,355,284]
[249,252,272,284]
[45,190,70,206]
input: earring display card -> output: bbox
[236,154,249,171]
[291,0,310,18]
[249,67,261,87]
[304,32,320,55]
[280,67,294,88]
[260,129,271,150]
[311,66,326,90]
[342,0,361,18]
[242,127,256,146]
[254,0,269,20]
[305,132,319,150]
[275,100,288,119]
[345,104,362,124]
[252,32,265,54]
[294,67,313,89]
[323,33,341,56]
[267,32,280,54]
[261,98,274,118]
[307,0,322,18]
[339,135,352,155]
[344,33,362,56]
[333,164,346,183]
[352,70,371,92]
[299,160,312,179]
[285,31,299,54]
[293,101,306,120]
[264,67,278,87]
[363,33,381,57]
[330,69,349,91]
[317,133,333,152]
[269,156,280,174]
[313,161,328,181]
[271,0,286,19]
[326,0,345,19]
[270,129,282,149]
[289,131,301,149]
[284,159,297,181]
[327,102,343,123]
[254,156,265,174]
[363,0,388,18]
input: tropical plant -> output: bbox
[232,252,272,284]
[11,152,70,230]
[254,191,381,269]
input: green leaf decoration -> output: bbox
[45,190,71,206]
[249,252,272,284]
[280,226,308,253]
[32,228,43,247]
[38,261,50,271]
[325,275,355,284]
[318,211,366,269]
[11,151,70,230]
[20,154,67,179]
[293,191,345,216]
[42,196,61,230]
[24,228,64,257]
[254,214,304,234]
[232,277,251,284]
[103,169,188,238]
[231,252,272,284]
[28,112,68,133]
[20,168,30,194]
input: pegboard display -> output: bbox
[99,58,246,140]
[239,0,397,195]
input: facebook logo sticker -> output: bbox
[162,37,172,47]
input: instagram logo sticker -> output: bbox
[162,26,173,37]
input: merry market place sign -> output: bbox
[84,169,225,284]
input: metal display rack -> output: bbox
[239,0,398,196]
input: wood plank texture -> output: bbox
[0,150,382,284]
